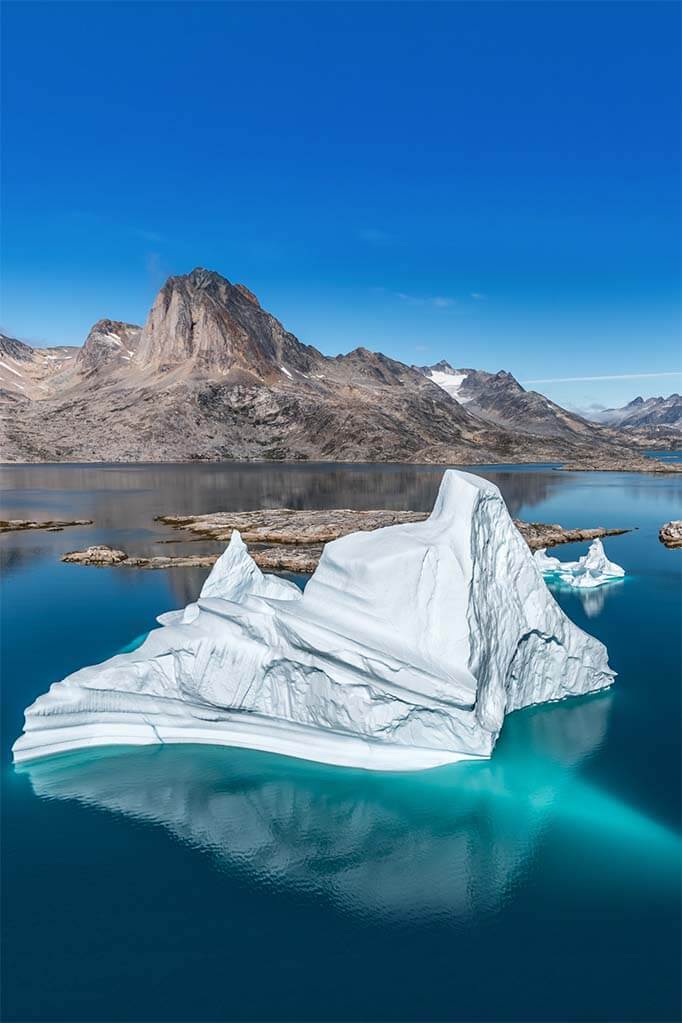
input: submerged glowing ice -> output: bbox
[12,470,615,771]
[534,538,625,590]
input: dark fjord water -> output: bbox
[1,463,680,1022]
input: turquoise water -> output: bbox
[1,464,680,1022]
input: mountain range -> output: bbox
[585,394,682,433]
[418,362,602,441]
[0,267,674,464]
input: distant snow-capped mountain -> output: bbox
[417,361,599,441]
[586,394,682,431]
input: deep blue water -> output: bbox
[1,463,681,1022]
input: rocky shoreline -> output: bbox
[62,510,630,573]
[156,509,429,545]
[0,518,93,533]
[659,521,682,549]
[62,544,324,573]
[2,454,680,473]
[559,456,681,473]
[156,509,631,550]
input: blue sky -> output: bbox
[2,1,680,410]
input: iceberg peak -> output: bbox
[199,529,301,603]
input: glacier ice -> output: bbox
[534,538,625,590]
[533,548,565,573]
[12,470,615,771]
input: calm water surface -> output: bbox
[1,463,681,1022]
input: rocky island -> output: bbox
[0,518,93,533]
[158,507,630,551]
[659,521,682,548]
[560,456,682,474]
[62,508,630,573]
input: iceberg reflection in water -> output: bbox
[548,577,626,618]
[17,691,678,923]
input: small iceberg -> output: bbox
[534,538,625,589]
[13,470,615,772]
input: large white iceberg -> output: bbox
[534,539,625,589]
[12,470,615,771]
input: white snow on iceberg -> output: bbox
[12,470,615,771]
[534,538,625,590]
[533,548,564,573]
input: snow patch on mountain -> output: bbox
[426,368,471,402]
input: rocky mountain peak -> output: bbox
[76,319,141,374]
[185,267,225,290]
[491,369,525,393]
[166,268,259,307]
[597,393,682,429]
[133,268,322,379]
[0,333,34,362]
[423,359,457,375]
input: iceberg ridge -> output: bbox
[12,470,615,771]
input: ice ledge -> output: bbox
[12,718,484,771]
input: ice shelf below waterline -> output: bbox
[534,539,625,589]
[11,719,483,770]
[12,470,615,771]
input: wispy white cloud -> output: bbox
[470,292,486,300]
[391,291,455,309]
[145,251,169,288]
[523,371,682,385]
[371,286,457,309]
